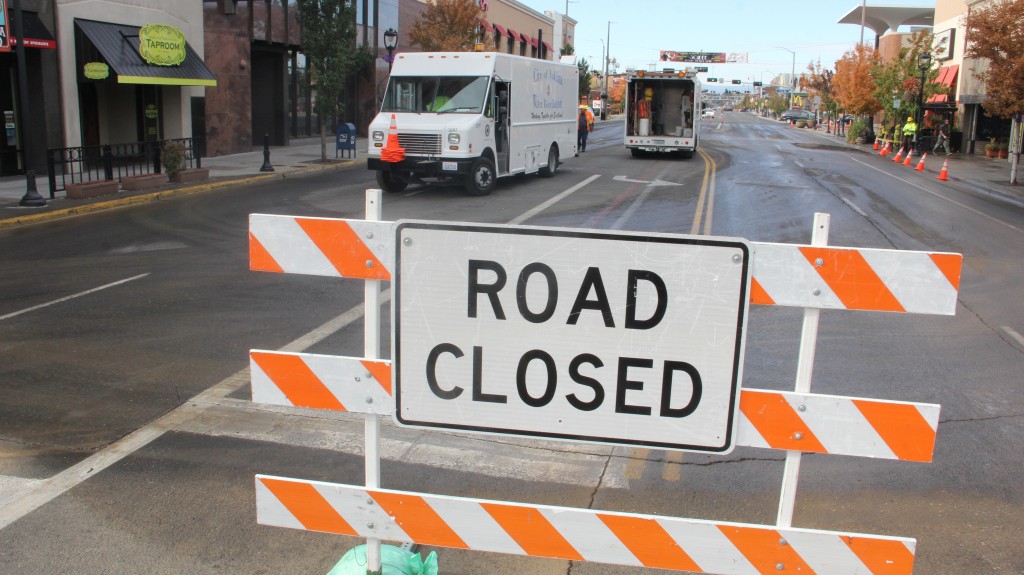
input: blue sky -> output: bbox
[514,0,935,86]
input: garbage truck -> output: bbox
[623,68,702,158]
[367,51,579,196]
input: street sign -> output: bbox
[393,221,751,453]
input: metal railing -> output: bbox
[46,138,202,198]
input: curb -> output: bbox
[0,160,358,230]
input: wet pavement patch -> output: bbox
[791,143,856,152]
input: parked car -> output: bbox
[702,108,715,119]
[780,109,814,122]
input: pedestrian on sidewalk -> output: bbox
[933,120,951,156]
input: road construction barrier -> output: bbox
[248,196,961,575]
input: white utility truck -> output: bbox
[624,68,702,158]
[367,52,579,195]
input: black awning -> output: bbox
[75,19,217,87]
[10,12,57,49]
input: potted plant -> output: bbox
[162,140,187,176]
[997,141,1008,159]
[796,119,807,128]
[847,118,867,144]
[806,117,816,129]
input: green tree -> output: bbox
[577,57,594,100]
[410,0,482,52]
[300,0,372,161]
[870,30,938,137]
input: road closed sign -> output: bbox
[394,222,751,453]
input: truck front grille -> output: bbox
[398,133,442,156]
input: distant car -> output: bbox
[781,109,814,122]
[702,108,715,118]
[723,105,733,111]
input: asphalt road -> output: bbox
[1,113,1022,574]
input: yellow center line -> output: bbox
[624,448,649,480]
[693,148,717,235]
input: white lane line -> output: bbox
[0,274,150,321]
[508,174,601,225]
[850,156,1024,234]
[1002,326,1024,349]
[0,298,373,529]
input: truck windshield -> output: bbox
[382,76,489,114]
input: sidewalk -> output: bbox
[0,137,361,228]
[803,122,1024,208]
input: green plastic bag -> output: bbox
[327,544,438,575]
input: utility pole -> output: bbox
[602,21,614,120]
[12,0,45,207]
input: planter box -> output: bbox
[168,167,210,183]
[121,173,167,191]
[65,180,119,200]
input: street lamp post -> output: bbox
[777,46,796,111]
[383,28,398,73]
[915,52,931,156]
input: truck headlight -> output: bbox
[372,130,384,142]
[447,133,461,144]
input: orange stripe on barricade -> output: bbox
[370,491,468,549]
[845,537,915,575]
[258,477,357,535]
[749,277,775,305]
[853,400,936,463]
[719,525,814,574]
[481,502,584,561]
[362,359,392,395]
[295,218,391,281]
[929,253,963,291]
[252,352,346,411]
[249,232,284,273]
[739,389,826,453]
[799,247,905,312]
[598,514,701,571]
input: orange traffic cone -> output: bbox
[903,152,913,166]
[892,146,905,163]
[873,139,880,151]
[880,141,891,157]
[380,114,405,163]
[915,152,928,171]
[937,158,950,181]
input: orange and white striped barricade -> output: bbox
[256,478,917,575]
[247,205,961,574]
[251,352,940,463]
[249,214,962,316]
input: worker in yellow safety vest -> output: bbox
[901,116,917,152]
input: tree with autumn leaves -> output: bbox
[410,0,482,52]
[965,0,1023,183]
[832,44,881,123]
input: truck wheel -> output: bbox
[376,170,410,193]
[464,157,496,196]
[681,150,694,159]
[630,148,642,158]
[538,146,559,177]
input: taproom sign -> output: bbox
[139,24,186,66]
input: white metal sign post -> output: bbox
[394,222,751,453]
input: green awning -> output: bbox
[75,19,217,87]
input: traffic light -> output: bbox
[732,79,741,85]
[753,81,763,87]
[696,66,709,73]
[707,78,717,83]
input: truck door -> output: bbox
[493,81,510,174]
